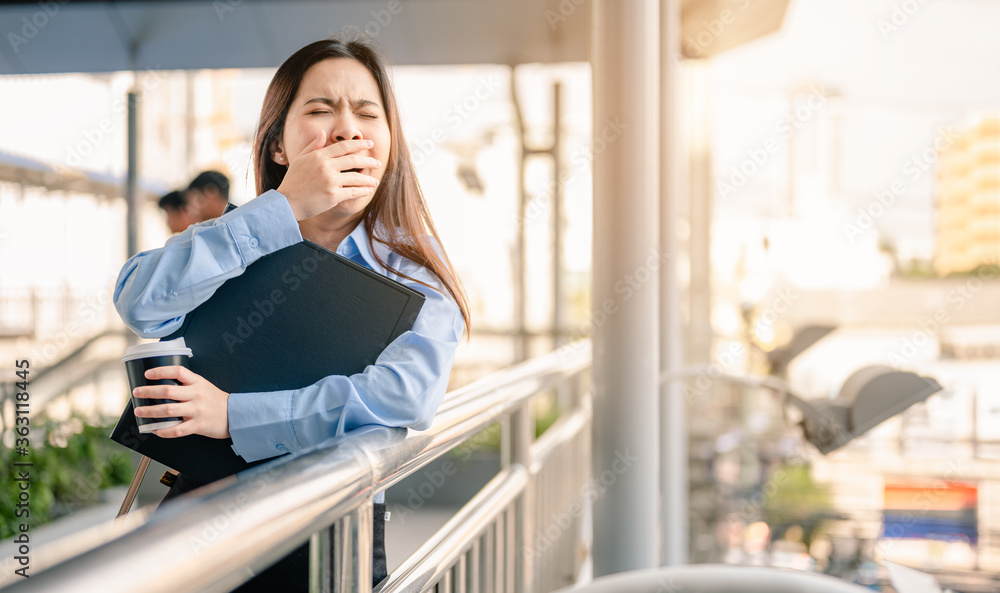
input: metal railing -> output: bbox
[0,329,131,435]
[2,340,593,593]
[547,565,873,593]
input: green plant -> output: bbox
[445,395,565,461]
[534,400,561,437]
[948,263,1000,278]
[0,416,134,539]
[898,257,936,278]
[761,462,833,547]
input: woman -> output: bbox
[113,37,469,591]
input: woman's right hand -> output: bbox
[277,132,382,221]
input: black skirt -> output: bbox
[158,473,388,592]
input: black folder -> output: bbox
[110,238,425,484]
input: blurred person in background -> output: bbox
[157,190,195,233]
[184,170,230,222]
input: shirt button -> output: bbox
[249,237,260,249]
[276,443,287,452]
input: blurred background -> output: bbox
[2,0,1000,590]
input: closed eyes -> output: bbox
[307,110,377,119]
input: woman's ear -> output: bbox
[269,139,286,165]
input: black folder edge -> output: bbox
[109,238,427,484]
[141,239,426,342]
[312,240,425,342]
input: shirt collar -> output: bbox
[337,221,389,275]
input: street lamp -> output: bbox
[758,323,944,454]
[662,364,943,454]
[784,365,943,454]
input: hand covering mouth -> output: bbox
[342,168,363,173]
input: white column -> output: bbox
[660,0,688,567]
[591,0,661,576]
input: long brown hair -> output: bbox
[252,38,470,335]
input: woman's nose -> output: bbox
[333,126,363,143]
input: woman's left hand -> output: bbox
[132,366,231,439]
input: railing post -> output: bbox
[512,402,535,593]
[314,507,373,593]
[334,515,352,591]
[311,528,332,593]
[354,504,374,593]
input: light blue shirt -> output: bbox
[114,190,464,501]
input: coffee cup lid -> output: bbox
[121,337,193,363]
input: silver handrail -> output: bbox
[383,465,530,593]
[2,340,592,593]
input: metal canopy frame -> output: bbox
[0,0,589,74]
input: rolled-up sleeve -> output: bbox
[113,191,302,338]
[227,261,465,463]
